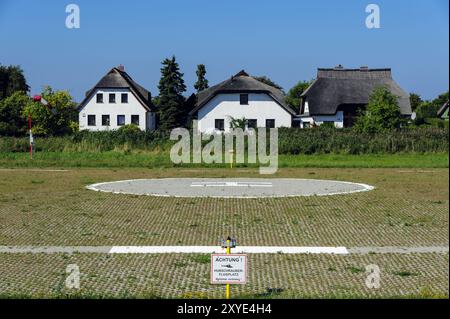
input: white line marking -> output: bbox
[190,182,273,187]
[108,246,349,254]
[86,178,375,198]
[0,246,348,254]
[0,169,70,172]
[1,246,448,255]
[348,246,449,254]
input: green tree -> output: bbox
[409,93,422,112]
[0,65,29,100]
[414,91,449,125]
[0,91,30,135]
[432,91,449,110]
[285,81,311,113]
[194,64,209,92]
[23,86,77,135]
[253,76,283,91]
[415,101,438,122]
[157,56,187,130]
[354,86,402,133]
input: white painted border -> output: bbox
[0,246,447,255]
[0,169,70,172]
[0,246,349,255]
[108,246,349,254]
[86,178,375,198]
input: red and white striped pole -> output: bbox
[28,113,33,160]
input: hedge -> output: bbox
[0,127,448,154]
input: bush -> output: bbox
[354,86,403,133]
[117,124,141,134]
[277,126,448,154]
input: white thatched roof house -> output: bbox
[296,66,412,128]
[78,66,156,131]
[189,70,296,133]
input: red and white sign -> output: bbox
[211,254,247,284]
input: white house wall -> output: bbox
[197,93,292,133]
[300,111,344,128]
[79,88,153,131]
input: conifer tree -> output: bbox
[194,64,209,92]
[157,56,187,130]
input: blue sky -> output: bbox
[0,0,448,102]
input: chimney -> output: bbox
[117,64,125,72]
[334,64,344,69]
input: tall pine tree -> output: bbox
[157,56,187,130]
[0,65,29,100]
[194,64,209,92]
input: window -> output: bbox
[121,93,128,103]
[240,94,249,105]
[87,115,96,126]
[117,115,125,126]
[266,119,275,128]
[96,93,103,103]
[215,119,224,131]
[247,119,257,129]
[109,93,116,103]
[131,115,139,125]
[102,115,110,126]
[303,122,310,128]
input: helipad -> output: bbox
[86,178,374,198]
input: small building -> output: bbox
[296,66,412,128]
[189,70,296,133]
[437,101,449,120]
[78,66,156,131]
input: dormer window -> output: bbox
[109,93,116,103]
[96,93,103,103]
[240,94,248,105]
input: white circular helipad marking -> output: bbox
[86,178,374,198]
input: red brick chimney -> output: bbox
[117,64,125,72]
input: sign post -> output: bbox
[211,237,247,299]
[225,238,231,299]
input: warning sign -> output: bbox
[211,254,247,284]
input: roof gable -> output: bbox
[78,67,153,112]
[190,70,296,115]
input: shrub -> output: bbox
[354,86,403,133]
[117,124,141,134]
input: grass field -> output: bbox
[0,151,448,168]
[0,166,448,298]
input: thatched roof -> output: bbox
[78,67,153,111]
[190,70,296,115]
[301,66,412,115]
